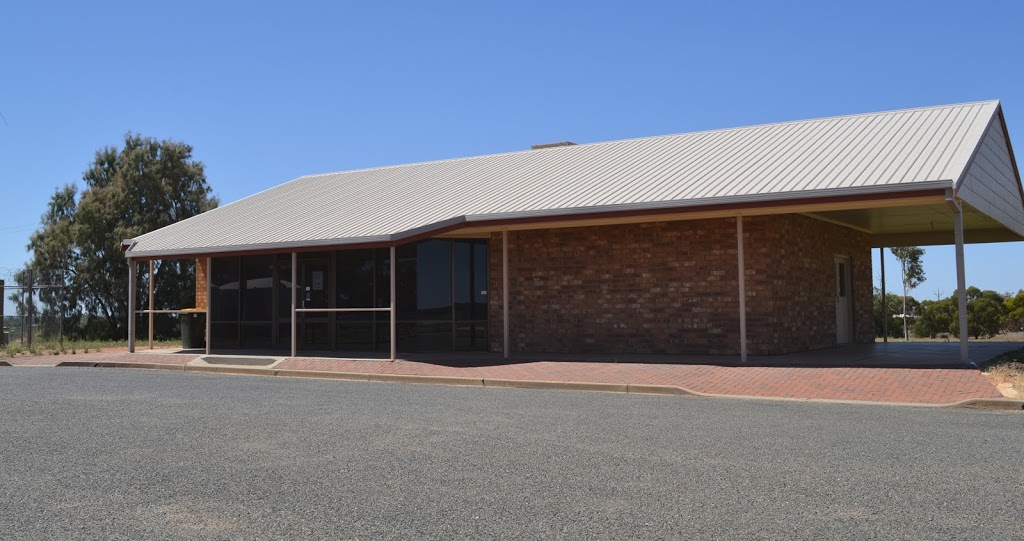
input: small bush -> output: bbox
[982,348,1024,397]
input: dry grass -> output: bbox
[875,332,1024,343]
[2,339,181,358]
[981,348,1024,398]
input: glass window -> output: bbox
[375,248,391,308]
[298,252,330,310]
[334,249,377,352]
[455,322,488,352]
[398,240,452,320]
[241,323,272,348]
[277,256,293,319]
[454,240,488,350]
[211,322,239,348]
[296,252,331,350]
[277,323,290,348]
[336,249,375,309]
[299,316,330,350]
[335,313,375,352]
[207,241,489,353]
[397,240,453,352]
[210,257,239,323]
[242,255,274,322]
[454,241,472,322]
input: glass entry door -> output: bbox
[300,257,330,349]
[454,240,488,350]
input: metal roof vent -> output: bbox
[531,141,576,150]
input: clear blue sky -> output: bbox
[2,0,1023,298]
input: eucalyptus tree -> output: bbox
[13,133,218,339]
[889,247,925,340]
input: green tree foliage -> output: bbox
[889,247,925,340]
[873,288,909,339]
[913,298,956,338]
[964,287,1005,339]
[913,288,1007,339]
[1002,290,1024,332]
[9,186,80,339]
[11,133,218,340]
[967,297,1004,339]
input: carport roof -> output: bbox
[125,100,1024,258]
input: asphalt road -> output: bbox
[0,369,1021,540]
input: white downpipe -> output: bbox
[128,259,136,353]
[736,216,747,363]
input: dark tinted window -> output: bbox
[454,240,488,350]
[242,255,274,321]
[210,257,239,322]
[336,249,375,309]
[277,256,292,319]
[397,240,454,352]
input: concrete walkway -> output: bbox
[6,342,1018,405]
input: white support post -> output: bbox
[291,252,298,358]
[390,246,397,361]
[880,247,887,343]
[148,260,155,349]
[503,231,510,359]
[736,216,747,363]
[954,207,969,362]
[205,257,212,355]
[128,259,136,353]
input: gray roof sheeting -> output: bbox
[127,100,1015,257]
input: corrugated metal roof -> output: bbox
[127,100,1010,257]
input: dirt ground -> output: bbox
[982,353,1024,398]
[875,332,1024,343]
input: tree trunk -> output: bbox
[901,260,909,341]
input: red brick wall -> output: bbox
[743,214,874,354]
[488,214,872,356]
[195,258,208,310]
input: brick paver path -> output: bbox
[276,357,1000,404]
[4,352,1002,404]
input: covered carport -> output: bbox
[805,105,1024,361]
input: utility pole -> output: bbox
[20,286,25,344]
[26,267,33,348]
[934,289,943,301]
[59,283,64,351]
[880,248,887,343]
[0,278,5,346]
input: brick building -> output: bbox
[124,101,1024,361]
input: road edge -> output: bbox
[32,360,1023,410]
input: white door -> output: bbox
[835,257,852,344]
